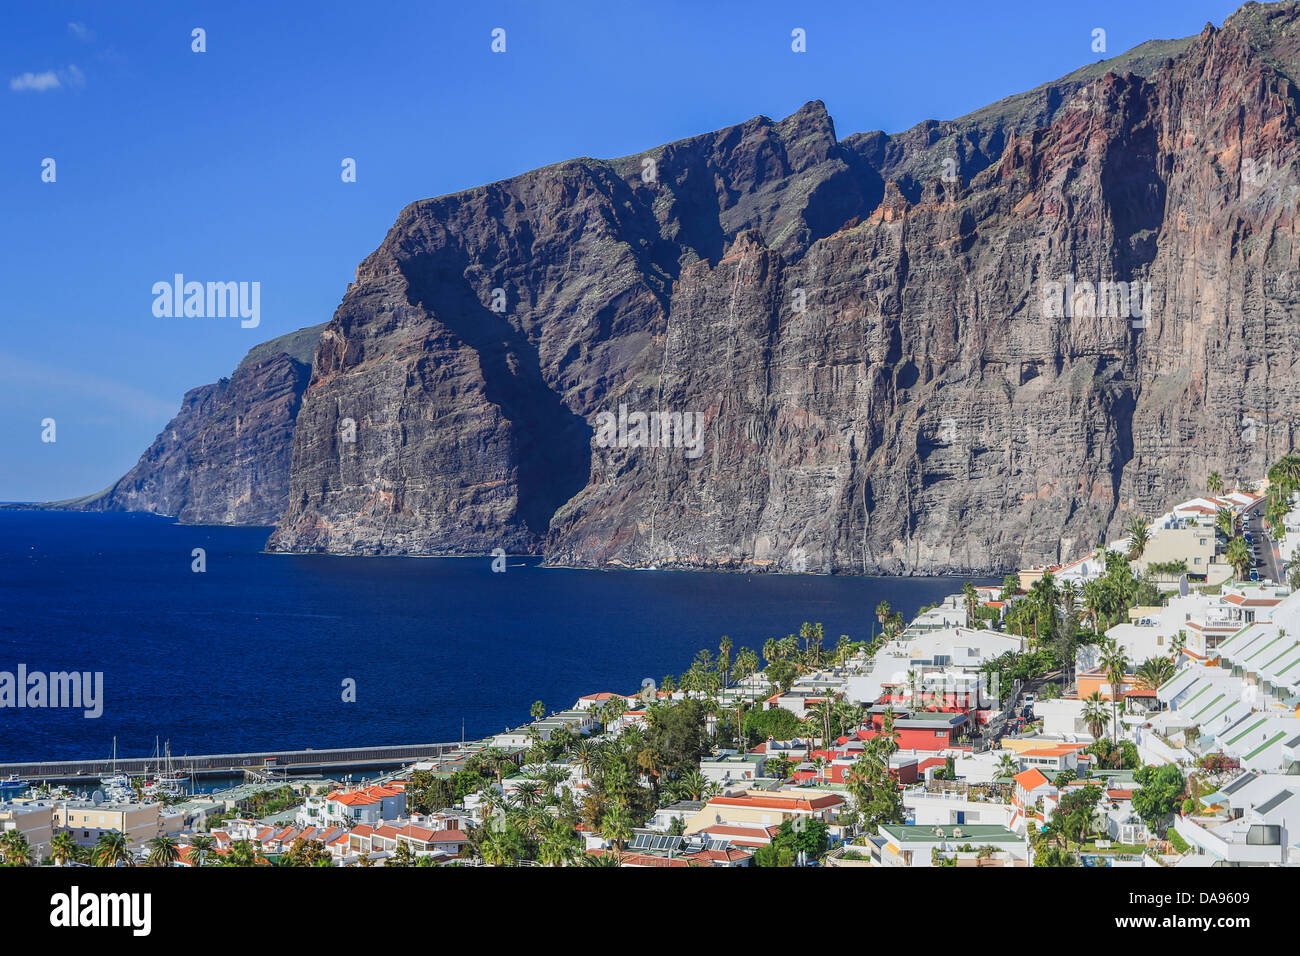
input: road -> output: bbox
[1243,506,1284,584]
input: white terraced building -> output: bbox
[1176,770,1300,866]
[1154,588,1300,772]
[844,627,1021,706]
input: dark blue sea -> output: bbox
[0,511,979,763]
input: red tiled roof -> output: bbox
[706,792,842,812]
[1013,768,1050,791]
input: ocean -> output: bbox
[0,511,980,763]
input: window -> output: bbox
[1246,824,1281,846]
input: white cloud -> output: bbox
[67,21,94,42]
[9,65,86,93]
[9,71,61,92]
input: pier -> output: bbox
[0,742,462,784]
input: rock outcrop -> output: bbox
[54,325,323,525]
[73,3,1300,574]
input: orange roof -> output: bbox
[706,792,843,812]
[328,783,404,806]
[1014,768,1050,791]
[1020,745,1083,757]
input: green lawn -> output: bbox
[1079,842,1146,855]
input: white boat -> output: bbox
[100,737,131,792]
[143,738,190,798]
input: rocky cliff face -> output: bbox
[60,326,323,525]
[91,2,1300,574]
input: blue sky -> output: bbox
[0,0,1242,501]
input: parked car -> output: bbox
[1250,569,1260,581]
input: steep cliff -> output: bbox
[267,3,1300,572]
[53,325,324,525]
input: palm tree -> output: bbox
[569,739,598,782]
[1099,640,1131,740]
[1082,579,1105,632]
[1207,471,1223,495]
[0,830,34,866]
[581,850,622,867]
[1126,517,1149,561]
[599,804,633,851]
[806,696,838,753]
[995,752,1019,780]
[145,835,180,867]
[91,830,132,867]
[1135,656,1175,691]
[1225,536,1253,581]
[530,700,546,722]
[734,647,760,681]
[1082,691,1109,740]
[1215,507,1235,541]
[1267,452,1300,495]
[219,839,265,867]
[718,635,734,688]
[478,747,512,785]
[49,831,79,866]
[187,833,215,868]
[390,842,417,867]
[1027,572,1059,646]
[962,582,979,627]
[676,769,708,801]
[513,780,543,808]
[538,820,581,866]
[1060,580,1078,618]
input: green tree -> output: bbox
[530,700,546,721]
[218,839,265,867]
[91,831,132,867]
[995,752,1019,780]
[1225,536,1253,581]
[962,582,979,627]
[1135,656,1174,690]
[186,833,215,867]
[1098,639,1131,739]
[538,820,581,866]
[0,830,34,866]
[145,835,179,867]
[1267,453,1300,496]
[1132,764,1186,835]
[771,818,829,862]
[846,710,903,832]
[49,831,79,866]
[599,804,633,852]
[1082,691,1109,741]
[1126,517,1150,561]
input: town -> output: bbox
[4,455,1300,868]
